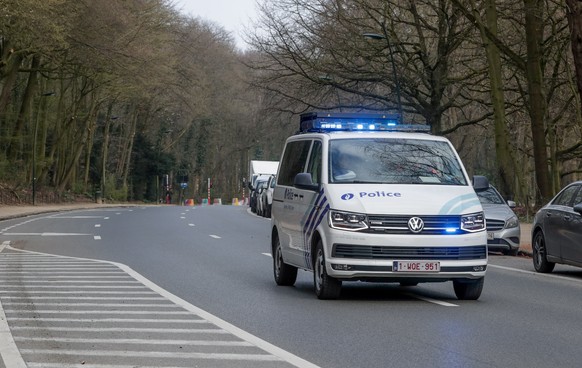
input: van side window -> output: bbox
[306,140,322,186]
[278,140,312,186]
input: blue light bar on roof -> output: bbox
[299,112,430,133]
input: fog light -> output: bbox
[472,266,486,272]
[332,264,351,271]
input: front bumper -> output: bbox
[322,230,488,282]
[486,226,520,253]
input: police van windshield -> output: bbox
[329,138,467,185]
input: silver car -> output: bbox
[476,186,521,255]
[532,181,582,272]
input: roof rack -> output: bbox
[299,112,430,133]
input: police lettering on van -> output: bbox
[270,112,489,300]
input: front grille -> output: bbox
[365,215,462,235]
[332,244,487,260]
[486,219,505,231]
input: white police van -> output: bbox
[271,112,489,300]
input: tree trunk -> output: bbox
[479,0,523,200]
[524,0,552,204]
[121,112,138,190]
[0,45,23,119]
[566,0,582,105]
[101,105,114,197]
[8,54,40,160]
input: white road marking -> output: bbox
[488,264,535,274]
[17,336,252,346]
[2,302,182,308]
[1,296,161,300]
[0,275,134,279]
[210,235,221,239]
[188,223,195,226]
[405,293,459,307]
[262,253,272,257]
[19,349,283,361]
[95,224,101,227]
[0,290,157,295]
[94,235,101,240]
[5,310,192,315]
[1,280,140,284]
[12,327,225,333]
[9,318,205,324]
[52,216,104,219]
[0,285,147,289]
[2,232,91,236]
[0,245,321,368]
[488,263,582,285]
[0,240,8,252]
[180,216,186,219]
[0,241,27,368]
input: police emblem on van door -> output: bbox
[408,217,424,233]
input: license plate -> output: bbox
[393,261,440,272]
[487,232,495,240]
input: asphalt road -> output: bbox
[1,205,582,368]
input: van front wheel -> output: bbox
[273,235,297,286]
[453,277,484,300]
[313,241,341,299]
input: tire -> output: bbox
[532,231,555,273]
[506,247,519,256]
[273,235,297,286]
[453,277,484,300]
[313,240,342,299]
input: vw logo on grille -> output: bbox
[408,217,424,233]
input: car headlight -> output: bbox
[329,210,369,231]
[505,215,519,229]
[461,212,485,232]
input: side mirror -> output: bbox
[574,203,582,215]
[472,175,489,192]
[507,200,516,208]
[294,173,319,191]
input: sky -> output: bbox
[173,0,259,50]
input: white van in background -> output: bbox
[270,112,489,300]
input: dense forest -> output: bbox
[2,0,582,216]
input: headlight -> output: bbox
[505,215,519,229]
[461,212,485,232]
[329,210,368,231]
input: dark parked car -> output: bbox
[532,181,582,272]
[250,177,268,214]
[476,185,520,255]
